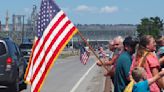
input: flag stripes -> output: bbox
[31,20,72,83]
[25,10,65,83]
[33,27,76,92]
[80,52,89,64]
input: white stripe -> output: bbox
[32,16,69,74]
[70,63,96,92]
[32,23,74,90]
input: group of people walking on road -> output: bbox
[97,35,164,92]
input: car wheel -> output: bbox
[19,81,27,91]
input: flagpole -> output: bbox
[77,31,109,72]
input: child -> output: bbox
[132,67,164,92]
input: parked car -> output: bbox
[19,43,33,62]
[0,38,27,92]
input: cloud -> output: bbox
[74,5,119,14]
[100,6,119,13]
[75,5,93,12]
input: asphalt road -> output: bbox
[22,55,105,92]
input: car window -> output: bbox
[8,42,17,57]
[15,44,21,56]
[19,44,32,49]
[0,42,7,55]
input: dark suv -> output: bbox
[0,38,27,92]
[19,43,32,62]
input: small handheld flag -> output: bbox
[79,44,90,65]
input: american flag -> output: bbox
[79,44,90,65]
[24,0,77,92]
[100,50,106,58]
[98,47,106,59]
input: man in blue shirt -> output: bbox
[114,36,138,92]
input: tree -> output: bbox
[137,16,163,38]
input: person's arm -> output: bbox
[150,68,164,88]
[105,54,119,65]
[97,54,119,66]
[148,69,164,85]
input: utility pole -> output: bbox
[22,15,25,43]
[71,37,74,49]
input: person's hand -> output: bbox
[104,71,111,76]
[96,61,102,66]
[159,68,164,77]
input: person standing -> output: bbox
[114,36,138,92]
[130,35,164,92]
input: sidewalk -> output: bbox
[104,76,113,92]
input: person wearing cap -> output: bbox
[113,36,138,92]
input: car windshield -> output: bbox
[0,42,7,55]
[19,44,33,49]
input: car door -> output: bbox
[0,41,8,75]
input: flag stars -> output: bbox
[36,0,60,38]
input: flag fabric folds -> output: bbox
[79,44,90,65]
[24,0,77,92]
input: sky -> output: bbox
[0,0,164,24]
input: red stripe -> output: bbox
[33,27,76,92]
[32,13,66,66]
[31,20,71,83]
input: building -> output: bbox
[69,24,137,49]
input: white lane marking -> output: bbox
[70,63,96,92]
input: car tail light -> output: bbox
[6,57,12,64]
